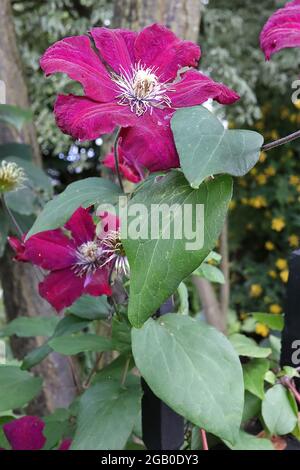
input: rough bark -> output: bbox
[114,0,225,332]
[0,0,77,414]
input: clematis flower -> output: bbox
[1,416,71,451]
[7,235,28,262]
[10,207,126,311]
[260,0,300,60]
[102,146,141,183]
[41,24,239,179]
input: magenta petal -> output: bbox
[39,269,85,312]
[118,120,179,175]
[103,148,141,183]
[3,416,46,451]
[54,94,140,141]
[134,24,201,82]
[260,0,300,60]
[65,207,95,246]
[58,438,72,450]
[7,236,28,262]
[91,28,137,74]
[40,35,117,102]
[170,70,239,107]
[25,230,76,270]
[84,269,112,297]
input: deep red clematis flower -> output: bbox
[2,416,71,450]
[41,24,239,179]
[102,145,141,183]
[9,208,125,312]
[260,0,300,60]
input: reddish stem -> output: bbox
[200,428,209,451]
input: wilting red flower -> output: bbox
[9,208,126,311]
[41,24,239,180]
[2,416,71,451]
[260,0,300,60]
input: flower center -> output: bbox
[74,240,101,276]
[112,63,171,116]
[0,160,26,193]
[100,230,129,277]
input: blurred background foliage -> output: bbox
[10,0,300,327]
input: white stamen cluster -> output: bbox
[0,160,26,193]
[112,63,172,116]
[99,230,130,278]
[74,240,102,276]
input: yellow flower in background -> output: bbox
[229,200,237,210]
[241,197,249,205]
[297,184,300,193]
[250,168,258,176]
[256,174,268,185]
[272,217,285,232]
[280,270,289,283]
[249,196,267,208]
[259,151,267,163]
[268,270,277,279]
[290,175,300,186]
[265,166,275,176]
[288,234,299,247]
[269,304,282,314]
[276,258,288,270]
[238,179,247,188]
[281,108,290,119]
[271,130,279,140]
[294,99,300,110]
[250,284,263,298]
[290,114,297,123]
[255,121,264,132]
[255,323,270,337]
[265,241,275,251]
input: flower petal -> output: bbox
[260,0,300,60]
[90,28,137,74]
[84,269,112,297]
[25,230,76,270]
[39,269,85,312]
[58,439,72,450]
[98,211,121,236]
[65,207,95,246]
[40,35,116,102]
[7,236,28,262]
[102,148,141,183]
[134,24,201,82]
[54,94,140,141]
[3,417,46,450]
[170,70,240,107]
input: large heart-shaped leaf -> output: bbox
[0,366,42,411]
[71,379,142,450]
[243,358,270,399]
[26,177,121,238]
[132,314,244,444]
[262,384,298,436]
[171,106,264,189]
[122,171,232,327]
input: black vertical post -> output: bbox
[281,250,300,390]
[141,298,185,450]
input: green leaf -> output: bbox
[95,355,134,383]
[243,359,270,399]
[262,384,298,436]
[26,177,121,239]
[0,316,59,338]
[71,379,142,450]
[251,313,284,332]
[229,334,271,358]
[111,317,132,354]
[242,391,261,424]
[49,334,113,356]
[0,416,14,449]
[193,263,225,284]
[132,314,244,444]
[0,104,32,132]
[67,295,111,320]
[224,430,273,450]
[0,208,9,257]
[171,106,264,189]
[22,343,53,370]
[0,143,33,162]
[123,171,232,327]
[177,282,189,315]
[5,188,37,215]
[0,365,42,411]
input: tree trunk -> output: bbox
[0,0,77,414]
[114,0,225,332]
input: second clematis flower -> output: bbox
[41,24,239,180]
[9,208,127,312]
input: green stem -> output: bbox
[113,127,124,193]
[121,357,130,386]
[1,193,23,237]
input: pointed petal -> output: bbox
[39,269,85,312]
[90,28,137,74]
[7,236,28,262]
[84,269,112,297]
[3,417,46,450]
[65,207,95,245]
[25,230,76,270]
[40,35,117,102]
[54,94,140,141]
[260,0,300,60]
[134,24,201,82]
[102,148,141,183]
[170,70,240,107]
